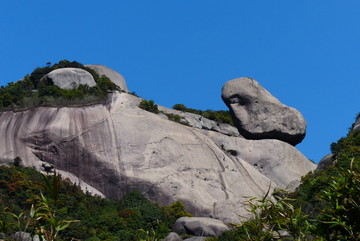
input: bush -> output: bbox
[139,99,159,114]
[173,103,234,126]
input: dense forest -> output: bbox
[0,60,120,111]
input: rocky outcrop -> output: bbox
[173,217,229,237]
[158,106,240,137]
[43,68,96,89]
[0,91,315,223]
[222,77,306,145]
[86,64,128,91]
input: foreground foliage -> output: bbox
[216,115,360,241]
[0,165,191,240]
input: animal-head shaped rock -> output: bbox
[222,77,306,145]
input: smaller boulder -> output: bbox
[163,232,182,241]
[173,217,229,237]
[44,68,96,89]
[86,65,128,91]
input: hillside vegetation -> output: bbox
[0,60,120,111]
[216,115,360,241]
[0,164,191,240]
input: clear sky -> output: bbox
[1,1,359,162]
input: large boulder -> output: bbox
[44,68,96,89]
[86,64,128,91]
[173,217,229,236]
[222,77,306,145]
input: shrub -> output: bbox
[173,103,234,126]
[139,100,159,114]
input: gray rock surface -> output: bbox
[201,130,316,188]
[317,153,334,170]
[0,92,315,223]
[13,232,41,241]
[163,232,182,241]
[173,217,230,236]
[222,77,306,145]
[86,64,128,91]
[44,68,96,89]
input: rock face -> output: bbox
[0,92,315,223]
[43,68,96,89]
[173,217,229,237]
[86,64,128,91]
[222,77,306,145]
[317,153,333,170]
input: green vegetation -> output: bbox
[214,118,360,240]
[138,100,189,126]
[0,60,120,111]
[138,99,159,114]
[0,164,191,240]
[173,104,234,126]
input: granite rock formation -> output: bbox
[222,77,306,145]
[43,68,96,89]
[0,71,316,223]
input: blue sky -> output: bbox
[1,1,359,162]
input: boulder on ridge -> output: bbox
[43,68,96,89]
[221,77,306,145]
[86,64,128,91]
